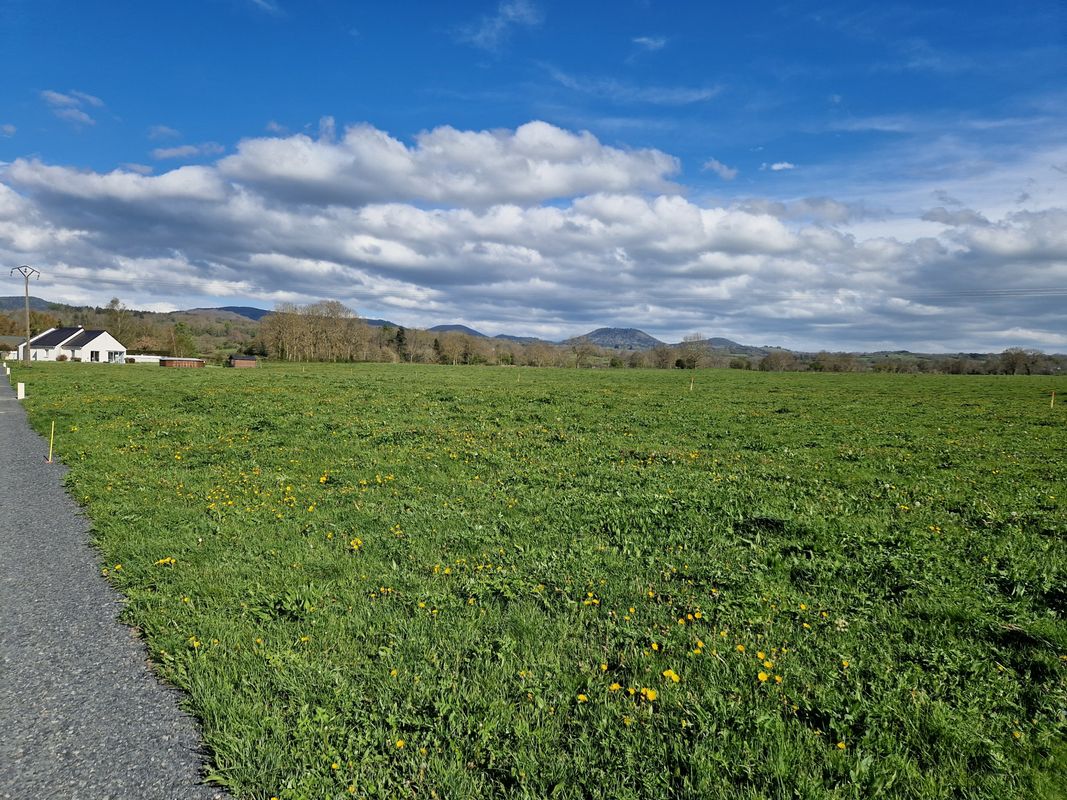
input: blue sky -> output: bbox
[1,0,1065,350]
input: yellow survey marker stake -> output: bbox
[47,420,55,463]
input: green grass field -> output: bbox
[12,363,1067,799]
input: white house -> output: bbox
[13,326,127,363]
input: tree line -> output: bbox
[245,302,1065,375]
[2,299,1062,374]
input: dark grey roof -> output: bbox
[61,330,107,348]
[30,327,83,347]
[229,354,256,360]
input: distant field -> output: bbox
[13,363,1067,799]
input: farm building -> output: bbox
[159,357,205,368]
[227,354,258,368]
[9,326,126,363]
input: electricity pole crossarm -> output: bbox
[10,266,40,367]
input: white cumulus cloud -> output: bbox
[219,120,679,207]
[702,158,738,181]
[1,119,1064,351]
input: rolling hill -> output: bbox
[428,324,487,337]
[563,327,664,350]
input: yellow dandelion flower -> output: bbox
[609,682,622,691]
[577,694,589,703]
[395,739,405,749]
[774,675,783,684]
[837,741,846,750]
[600,663,608,671]
[651,642,660,651]
[800,603,808,610]
[763,659,774,669]
[331,762,340,770]
[757,651,766,660]
[841,660,849,668]
[623,715,633,726]
[736,644,745,653]
[662,669,680,683]
[758,671,769,682]
[641,687,658,701]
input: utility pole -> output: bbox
[11,266,40,367]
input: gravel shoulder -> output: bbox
[0,376,226,800]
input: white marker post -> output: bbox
[16,382,25,400]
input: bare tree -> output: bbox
[758,350,798,372]
[811,351,860,372]
[650,344,674,369]
[570,336,598,368]
[678,333,706,369]
[998,347,1047,375]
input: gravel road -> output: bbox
[0,376,227,799]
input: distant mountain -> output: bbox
[683,336,770,357]
[564,327,664,350]
[179,306,270,322]
[0,295,59,312]
[364,318,399,328]
[181,306,270,321]
[216,305,271,321]
[703,337,745,350]
[494,334,550,345]
[429,324,487,337]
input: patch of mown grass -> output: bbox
[13,363,1067,799]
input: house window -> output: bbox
[90,351,100,362]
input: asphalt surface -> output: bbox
[0,375,226,800]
